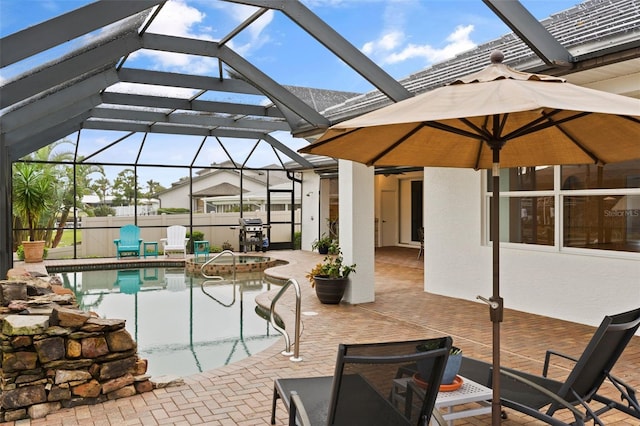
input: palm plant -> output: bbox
[12,162,54,242]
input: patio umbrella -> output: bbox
[300,51,640,425]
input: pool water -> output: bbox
[57,267,281,377]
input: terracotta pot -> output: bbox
[313,275,348,304]
[22,240,45,263]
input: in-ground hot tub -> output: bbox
[185,254,285,276]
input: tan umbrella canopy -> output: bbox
[300,51,640,425]
[302,51,640,170]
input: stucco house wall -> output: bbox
[423,167,640,331]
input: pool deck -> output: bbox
[8,248,640,425]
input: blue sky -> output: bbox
[1,0,580,186]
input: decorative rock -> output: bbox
[45,326,71,337]
[34,337,65,363]
[44,358,93,370]
[1,384,47,409]
[50,285,74,296]
[66,339,82,358]
[106,329,136,352]
[11,335,32,348]
[2,315,49,336]
[61,395,105,408]
[71,379,101,398]
[15,373,46,385]
[99,357,136,381]
[106,384,136,400]
[5,268,31,279]
[151,374,184,388]
[51,307,91,328]
[47,385,72,402]
[133,358,148,375]
[102,373,134,394]
[27,401,61,419]
[55,369,92,384]
[0,282,28,306]
[7,301,29,311]
[81,336,109,358]
[4,408,27,421]
[2,352,38,372]
[81,317,125,332]
[29,293,74,305]
[0,268,150,421]
[134,380,154,393]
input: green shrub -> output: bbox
[294,231,302,250]
[186,231,205,253]
[157,207,190,215]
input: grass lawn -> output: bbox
[57,229,82,247]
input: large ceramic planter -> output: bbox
[22,240,45,263]
[313,275,348,304]
[416,345,462,385]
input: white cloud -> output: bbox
[131,0,218,74]
[389,25,476,64]
[363,24,476,67]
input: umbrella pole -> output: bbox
[491,146,504,425]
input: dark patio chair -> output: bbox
[271,336,452,425]
[459,307,640,426]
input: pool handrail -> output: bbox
[269,278,302,362]
[201,249,236,281]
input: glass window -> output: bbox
[487,159,640,254]
[564,195,640,252]
[490,196,554,246]
[561,159,640,189]
[488,166,554,191]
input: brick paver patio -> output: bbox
[8,248,639,425]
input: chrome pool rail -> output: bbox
[201,249,236,281]
[269,278,302,362]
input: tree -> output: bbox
[91,176,111,204]
[12,162,54,244]
[50,160,104,248]
[112,169,140,205]
[12,139,105,249]
[145,179,164,198]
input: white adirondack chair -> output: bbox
[161,225,188,258]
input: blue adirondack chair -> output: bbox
[114,269,142,294]
[113,224,143,258]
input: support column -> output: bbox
[0,139,13,279]
[339,160,375,304]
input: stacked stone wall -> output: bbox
[0,278,152,421]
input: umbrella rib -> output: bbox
[425,120,488,140]
[301,127,362,151]
[366,123,426,166]
[502,110,603,164]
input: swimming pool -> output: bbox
[56,267,281,377]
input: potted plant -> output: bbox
[306,249,356,304]
[416,342,463,385]
[12,163,54,263]
[311,233,337,254]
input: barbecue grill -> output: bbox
[237,218,270,252]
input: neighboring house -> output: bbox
[202,182,302,213]
[157,161,290,212]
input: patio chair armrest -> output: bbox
[431,407,447,426]
[114,239,121,246]
[500,368,585,420]
[543,350,578,377]
[160,238,167,243]
[288,391,311,426]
